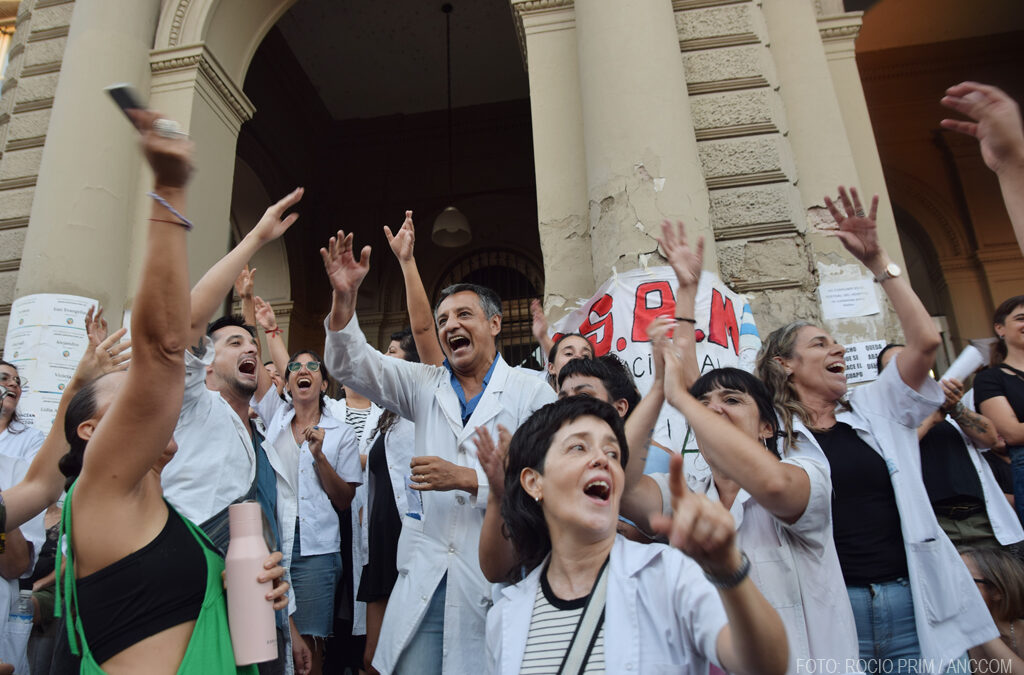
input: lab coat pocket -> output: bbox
[748,545,800,609]
[396,513,424,574]
[908,539,964,623]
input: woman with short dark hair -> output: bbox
[487,395,788,674]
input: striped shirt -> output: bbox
[520,568,605,674]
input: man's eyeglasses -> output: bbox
[287,361,321,372]
[0,374,21,387]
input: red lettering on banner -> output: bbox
[578,294,614,356]
[631,281,676,342]
[707,288,740,355]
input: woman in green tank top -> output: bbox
[3,109,291,673]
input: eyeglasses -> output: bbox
[287,361,321,372]
[0,374,20,387]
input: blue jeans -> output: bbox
[1009,445,1024,526]
[847,579,921,674]
[394,574,447,674]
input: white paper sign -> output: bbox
[843,340,887,385]
[819,279,880,320]
[551,267,760,451]
[3,293,97,432]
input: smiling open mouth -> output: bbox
[239,358,257,375]
[297,376,313,390]
[448,335,470,351]
[583,479,610,501]
[826,363,845,374]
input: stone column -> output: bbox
[511,0,593,320]
[574,0,712,287]
[14,0,161,313]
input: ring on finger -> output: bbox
[855,209,866,218]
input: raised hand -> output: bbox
[250,187,303,245]
[84,305,109,345]
[474,424,511,498]
[234,265,256,299]
[128,109,194,189]
[823,186,882,265]
[384,210,416,263]
[321,229,371,298]
[649,454,742,579]
[76,327,132,384]
[941,82,1024,174]
[254,296,278,332]
[658,220,704,289]
[530,299,548,344]
[646,315,673,383]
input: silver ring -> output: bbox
[153,118,187,139]
[855,209,866,218]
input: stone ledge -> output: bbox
[690,88,780,133]
[706,170,788,189]
[0,77,16,95]
[0,259,20,273]
[713,220,798,241]
[35,0,76,8]
[680,34,760,52]
[12,98,53,114]
[0,217,29,231]
[687,76,768,95]
[683,44,773,86]
[5,136,46,152]
[673,0,749,10]
[0,176,37,190]
[695,122,776,141]
[729,277,805,293]
[27,25,69,43]
[21,62,62,77]
[699,135,796,184]
[676,3,760,43]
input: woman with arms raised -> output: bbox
[486,395,788,674]
[756,187,996,673]
[0,110,289,673]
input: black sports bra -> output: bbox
[75,507,208,665]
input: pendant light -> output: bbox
[432,2,471,247]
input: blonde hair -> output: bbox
[962,547,1024,621]
[756,321,816,452]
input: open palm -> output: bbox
[384,210,416,262]
[824,186,881,264]
[321,229,371,296]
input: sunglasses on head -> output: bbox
[287,361,321,372]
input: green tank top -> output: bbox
[55,483,259,674]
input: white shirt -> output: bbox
[324,314,556,675]
[791,356,998,669]
[0,454,46,667]
[657,455,859,674]
[254,391,362,557]
[162,338,257,526]
[0,423,45,461]
[486,535,728,675]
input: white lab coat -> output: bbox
[668,456,860,674]
[955,391,1023,546]
[485,535,728,674]
[324,314,556,674]
[791,356,998,671]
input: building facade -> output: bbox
[0,0,1021,369]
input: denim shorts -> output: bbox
[290,536,342,637]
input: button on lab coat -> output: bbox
[324,314,556,674]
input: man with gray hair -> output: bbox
[320,230,555,674]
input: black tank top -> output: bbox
[76,507,207,664]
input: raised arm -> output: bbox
[77,110,193,494]
[188,188,303,347]
[3,315,131,528]
[385,211,443,366]
[941,82,1024,256]
[475,424,517,582]
[649,455,788,675]
[825,186,941,391]
[324,229,371,332]
[662,342,811,524]
[255,295,289,395]
[235,265,257,328]
[530,300,554,365]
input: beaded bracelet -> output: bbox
[147,191,194,230]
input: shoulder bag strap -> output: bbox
[558,557,610,675]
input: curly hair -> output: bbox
[501,396,629,580]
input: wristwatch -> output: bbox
[873,262,902,283]
[704,551,751,589]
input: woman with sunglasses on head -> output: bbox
[617,222,858,673]
[253,349,362,675]
[756,187,997,673]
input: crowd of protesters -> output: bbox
[0,79,1023,675]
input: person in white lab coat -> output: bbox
[320,229,556,674]
[487,395,788,674]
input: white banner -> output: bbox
[3,293,97,433]
[843,340,887,385]
[551,267,760,450]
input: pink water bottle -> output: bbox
[225,501,278,665]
